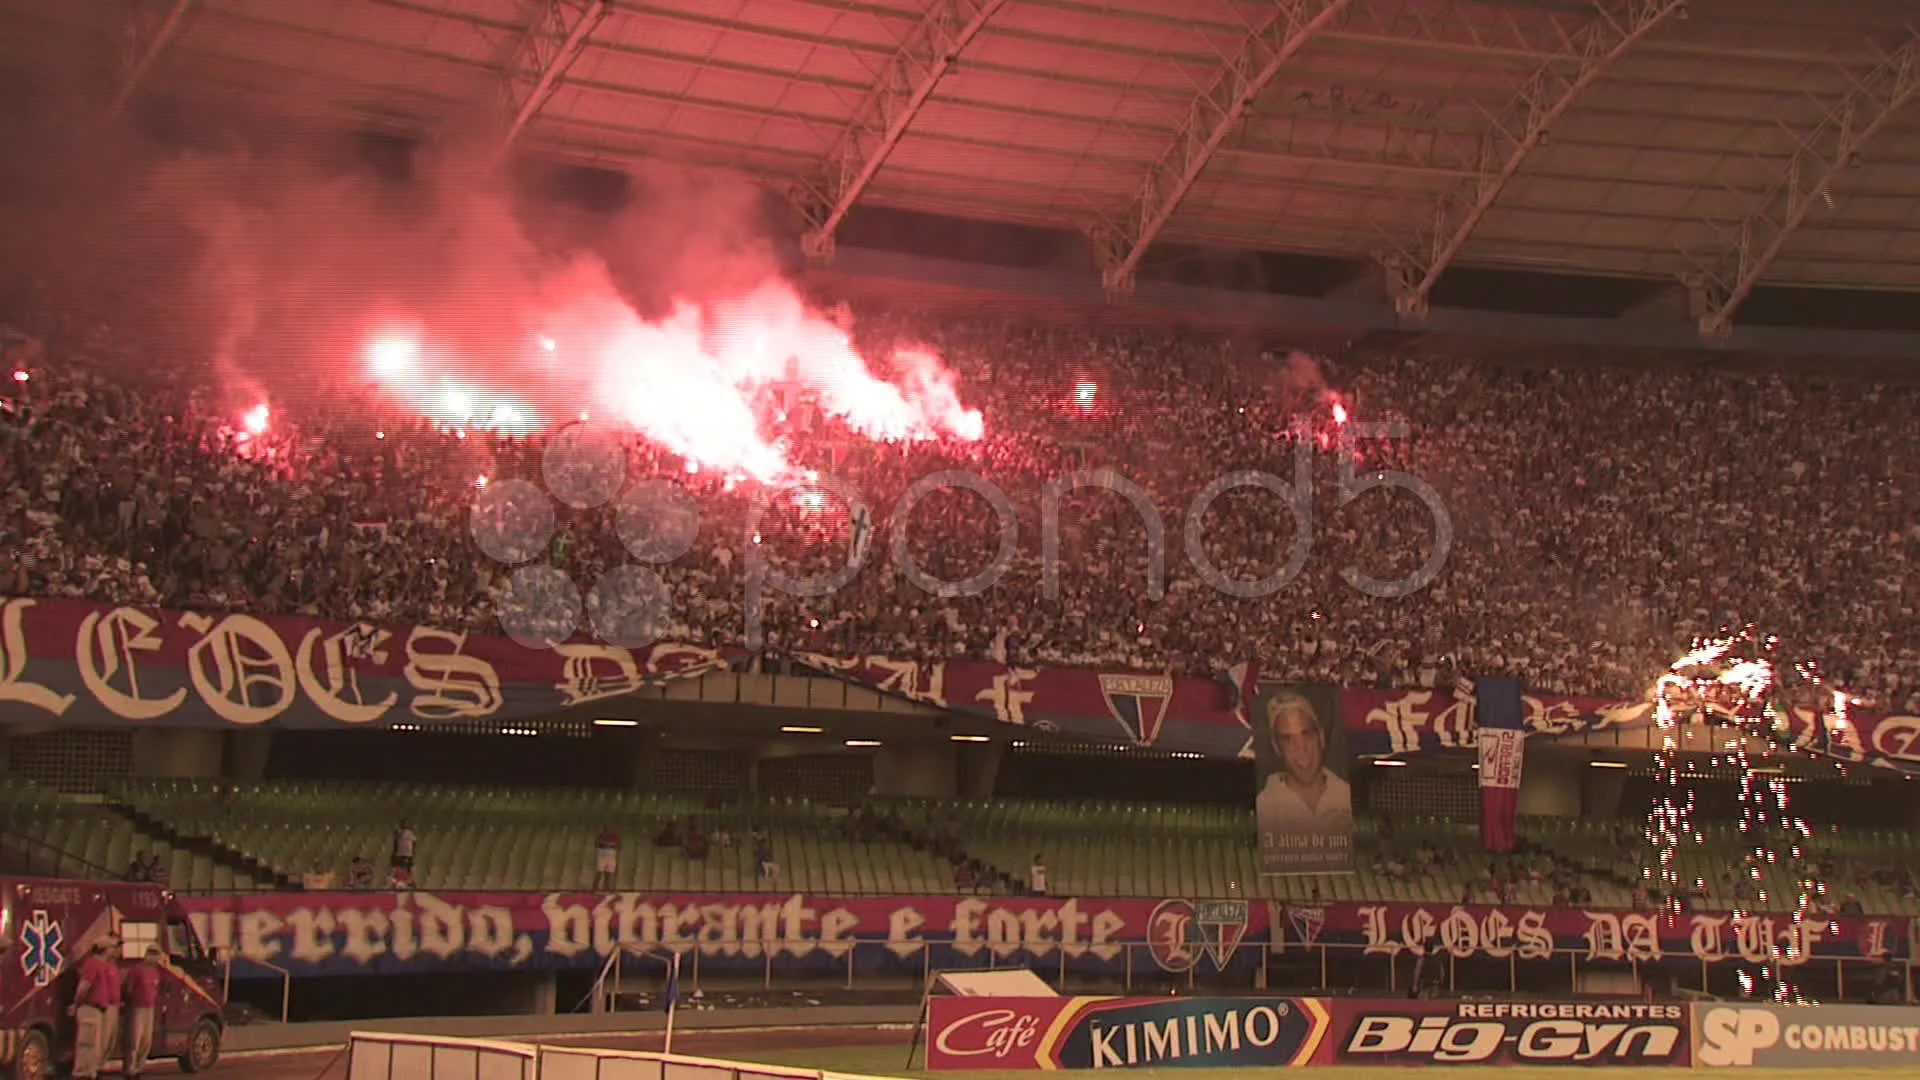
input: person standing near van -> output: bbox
[122,946,163,1079]
[69,939,122,1080]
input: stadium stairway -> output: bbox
[0,777,254,890]
[101,799,293,890]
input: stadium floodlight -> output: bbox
[492,0,607,169]
[1688,32,1920,340]
[792,0,1012,262]
[111,0,197,119]
[1091,0,1357,298]
[1382,0,1686,320]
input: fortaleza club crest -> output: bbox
[1146,899,1249,972]
[1099,673,1173,746]
[1287,904,1326,949]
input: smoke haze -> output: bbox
[0,74,980,480]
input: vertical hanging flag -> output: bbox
[1224,661,1262,718]
[1227,660,1262,760]
[849,505,872,568]
[1475,677,1526,852]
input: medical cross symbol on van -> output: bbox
[19,909,64,987]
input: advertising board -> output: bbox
[1324,999,1691,1066]
[925,996,1328,1070]
[1694,1004,1920,1067]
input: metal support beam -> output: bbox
[1691,33,1920,339]
[794,0,1011,262]
[492,0,606,168]
[112,0,195,118]
[1385,0,1684,319]
[1091,0,1357,297]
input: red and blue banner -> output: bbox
[8,598,1919,777]
[1473,678,1526,853]
[1339,686,1649,758]
[793,652,1255,757]
[1273,901,1909,966]
[179,892,1266,979]
[0,597,736,729]
[927,996,1329,1070]
[1343,685,1920,776]
[175,888,1907,981]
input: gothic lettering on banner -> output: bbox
[176,892,1899,979]
[10,597,1920,773]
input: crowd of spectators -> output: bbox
[3,310,1916,708]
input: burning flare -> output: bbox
[365,278,982,482]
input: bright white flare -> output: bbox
[361,276,981,481]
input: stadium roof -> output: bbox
[5,0,1920,336]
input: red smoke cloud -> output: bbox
[126,137,981,481]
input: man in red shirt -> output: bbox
[69,939,122,1080]
[122,946,163,1079]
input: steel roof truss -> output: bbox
[794,0,1012,261]
[1091,0,1358,297]
[493,0,606,167]
[1330,0,1607,60]
[113,0,196,117]
[1689,32,1920,338]
[1383,0,1685,317]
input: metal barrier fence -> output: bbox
[345,1032,908,1080]
[347,1032,536,1080]
[569,938,1913,1005]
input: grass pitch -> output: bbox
[735,1041,1909,1080]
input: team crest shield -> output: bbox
[1195,900,1251,966]
[1145,898,1250,972]
[1287,904,1326,950]
[1099,673,1174,746]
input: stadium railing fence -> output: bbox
[346,1032,907,1080]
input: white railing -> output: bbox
[346,1032,538,1080]
[222,953,293,1024]
[346,1033,908,1080]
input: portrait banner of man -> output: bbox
[1253,685,1353,874]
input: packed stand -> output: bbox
[3,314,1918,708]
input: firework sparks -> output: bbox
[1648,629,1830,1002]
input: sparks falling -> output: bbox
[1649,629,1830,1002]
[1648,642,1711,923]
